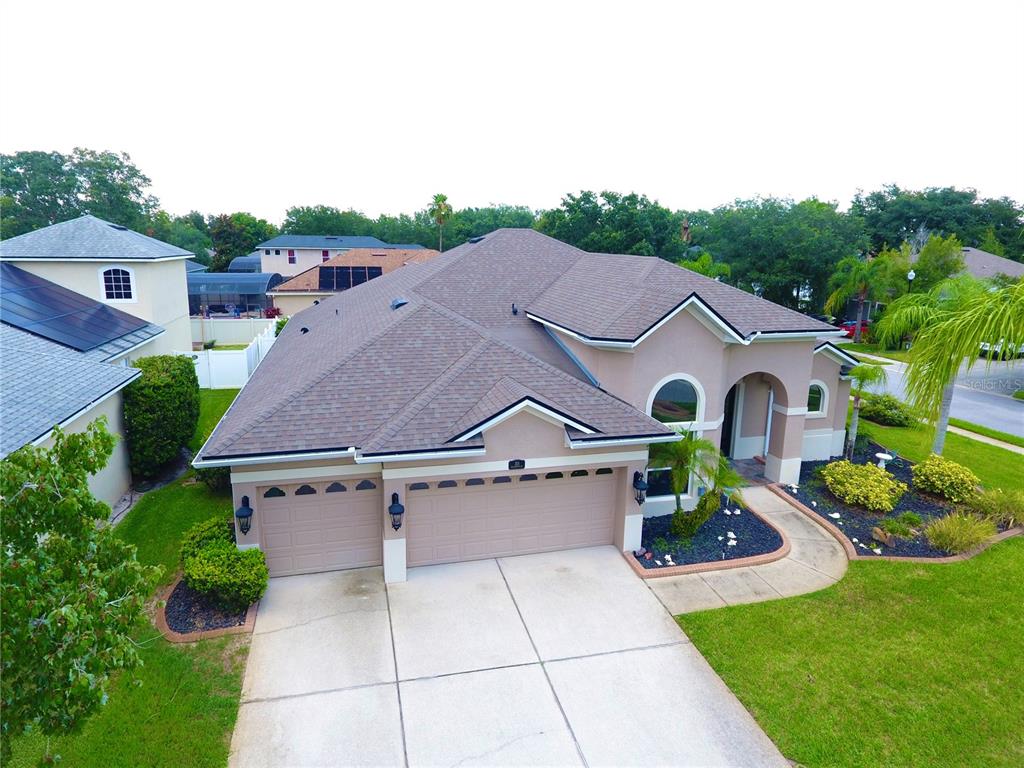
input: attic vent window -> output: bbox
[390,298,408,310]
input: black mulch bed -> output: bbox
[165,579,248,634]
[785,440,989,558]
[634,495,784,569]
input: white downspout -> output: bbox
[763,386,774,458]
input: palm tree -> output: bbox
[845,363,888,458]
[428,193,453,252]
[876,276,1023,454]
[678,249,731,280]
[649,430,745,538]
[825,255,892,342]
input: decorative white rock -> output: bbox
[723,510,732,516]
[718,536,724,541]
[811,501,818,507]
[655,560,662,565]
[828,513,841,519]
[727,540,737,547]
[852,537,859,543]
[727,531,736,539]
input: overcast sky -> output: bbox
[3,0,1022,224]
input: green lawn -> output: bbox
[679,537,1024,768]
[842,341,914,363]
[859,418,1024,493]
[188,388,239,454]
[947,417,1024,450]
[10,388,245,767]
[212,343,249,350]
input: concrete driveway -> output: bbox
[231,546,787,767]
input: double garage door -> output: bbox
[258,468,618,576]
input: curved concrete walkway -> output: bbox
[648,486,848,614]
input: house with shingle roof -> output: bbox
[0,214,194,355]
[256,234,428,277]
[267,247,440,315]
[195,229,852,582]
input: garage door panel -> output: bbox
[407,472,617,566]
[258,481,382,577]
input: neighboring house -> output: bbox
[256,235,426,277]
[0,263,166,505]
[954,247,1024,281]
[186,259,209,274]
[194,229,850,583]
[227,253,263,272]
[0,215,193,356]
[267,248,439,315]
[188,272,284,316]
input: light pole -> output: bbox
[907,269,916,293]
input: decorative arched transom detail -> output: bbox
[295,484,317,495]
[355,479,377,490]
[409,482,430,490]
[438,479,458,488]
[646,373,706,426]
[570,469,589,477]
[262,486,285,498]
[326,482,346,493]
[466,478,485,486]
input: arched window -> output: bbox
[295,484,317,495]
[409,482,430,490]
[807,381,828,417]
[595,468,613,475]
[355,479,377,490]
[438,479,458,488]
[519,474,538,481]
[100,266,134,301]
[263,486,285,498]
[492,476,512,484]
[570,469,589,477]
[326,482,346,493]
[651,379,699,423]
[545,472,564,480]
[466,478,485,486]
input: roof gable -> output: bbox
[0,215,193,261]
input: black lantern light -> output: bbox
[388,492,405,531]
[632,471,649,506]
[235,495,253,536]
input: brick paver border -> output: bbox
[155,573,259,643]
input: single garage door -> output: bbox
[406,468,618,567]
[258,478,383,576]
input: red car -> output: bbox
[839,319,871,339]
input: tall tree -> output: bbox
[208,212,277,271]
[876,276,1020,454]
[678,249,730,279]
[1,421,159,760]
[851,185,1024,261]
[692,197,869,311]
[428,193,453,252]
[536,190,687,260]
[825,254,895,341]
[145,210,213,264]
[0,148,158,238]
[281,205,375,236]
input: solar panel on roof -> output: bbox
[0,263,148,352]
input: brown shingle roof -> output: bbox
[200,229,835,461]
[271,248,440,293]
[960,247,1024,280]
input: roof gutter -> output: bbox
[567,433,682,450]
[356,447,488,464]
[192,447,356,468]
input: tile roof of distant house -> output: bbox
[0,324,142,457]
[0,214,193,261]
[960,247,1024,280]
[270,248,440,293]
[200,229,840,463]
[257,234,391,250]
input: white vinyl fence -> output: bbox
[179,324,277,389]
[190,317,276,347]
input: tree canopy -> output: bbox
[0,420,160,759]
[0,149,158,238]
[207,212,277,271]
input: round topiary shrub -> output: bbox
[820,459,908,513]
[912,454,980,503]
[180,516,235,565]
[124,355,200,479]
[183,540,268,610]
[860,393,915,427]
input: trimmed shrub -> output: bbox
[180,516,235,565]
[924,513,996,554]
[195,465,231,492]
[820,460,908,513]
[860,393,915,427]
[912,454,980,503]
[124,355,200,479]
[183,540,268,610]
[961,489,1024,530]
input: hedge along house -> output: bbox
[194,229,853,582]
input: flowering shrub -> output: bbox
[912,454,979,503]
[820,460,908,513]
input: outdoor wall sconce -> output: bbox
[388,492,405,531]
[632,471,649,506]
[235,496,253,536]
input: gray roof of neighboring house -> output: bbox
[0,324,141,457]
[0,215,193,261]
[960,247,1024,280]
[200,229,837,462]
[186,259,209,273]
[258,234,390,250]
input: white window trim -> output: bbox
[806,379,829,419]
[98,264,137,304]
[644,372,706,500]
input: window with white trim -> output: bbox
[102,267,133,300]
[647,376,704,497]
[807,383,827,417]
